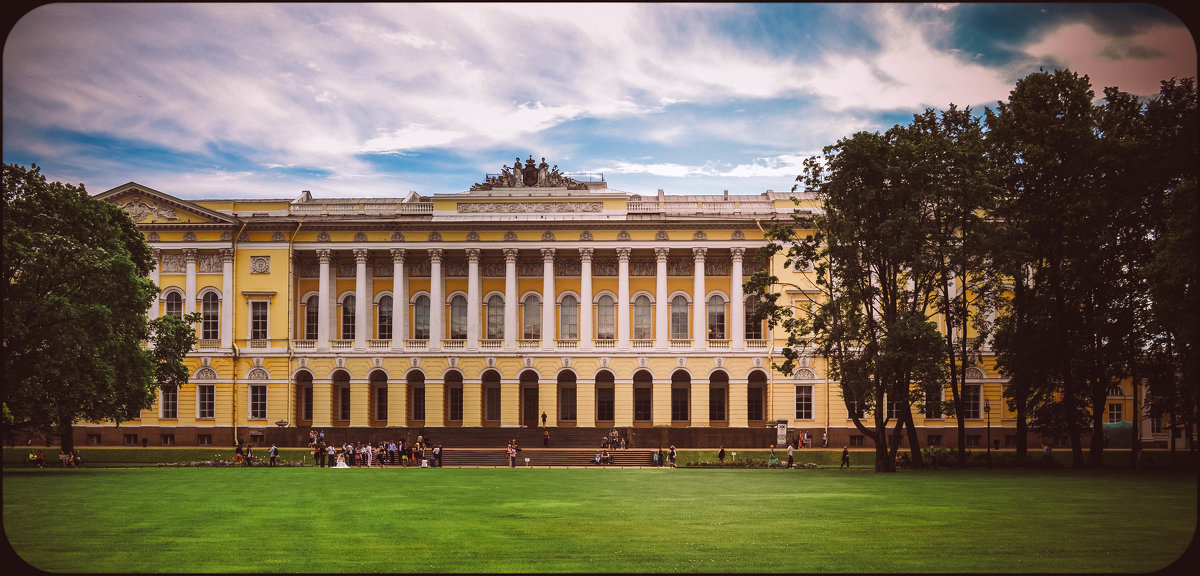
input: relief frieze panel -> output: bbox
[161,254,185,273]
[593,259,617,276]
[445,260,468,277]
[456,201,603,214]
[667,258,692,276]
[301,259,319,278]
[556,259,580,277]
[197,254,222,273]
[409,259,431,277]
[629,259,655,276]
[374,261,392,277]
[705,259,730,276]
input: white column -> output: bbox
[466,248,481,351]
[692,247,707,348]
[542,248,556,349]
[730,247,745,350]
[316,249,331,350]
[503,248,518,349]
[654,247,669,349]
[391,249,406,350]
[183,249,197,316]
[579,248,594,350]
[149,249,161,320]
[220,248,234,349]
[428,248,444,350]
[617,247,631,349]
[354,248,368,350]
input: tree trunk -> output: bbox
[1087,376,1106,467]
[57,417,75,456]
[900,405,924,468]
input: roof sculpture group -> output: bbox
[471,155,590,191]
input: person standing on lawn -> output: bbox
[841,445,850,469]
[269,443,278,467]
[787,443,794,468]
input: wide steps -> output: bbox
[431,448,657,468]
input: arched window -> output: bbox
[596,295,615,339]
[744,295,763,340]
[304,295,318,340]
[670,295,689,339]
[523,295,541,339]
[377,295,393,340]
[449,295,467,339]
[633,295,652,339]
[165,292,183,319]
[560,295,578,339]
[201,292,219,339]
[413,295,430,340]
[486,295,504,340]
[341,295,356,340]
[707,294,726,339]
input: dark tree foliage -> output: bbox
[2,163,198,454]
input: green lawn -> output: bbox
[3,466,1194,573]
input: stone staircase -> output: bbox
[431,448,658,468]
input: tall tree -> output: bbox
[987,69,1099,466]
[2,163,198,454]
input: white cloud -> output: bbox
[1022,22,1197,96]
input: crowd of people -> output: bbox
[25,449,81,468]
[305,431,441,468]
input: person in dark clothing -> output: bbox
[840,445,850,469]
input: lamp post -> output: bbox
[984,397,992,467]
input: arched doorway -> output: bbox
[482,369,502,427]
[595,370,615,424]
[557,370,577,426]
[520,370,539,428]
[748,370,768,425]
[445,370,464,426]
[332,370,351,426]
[407,370,425,426]
[671,370,691,425]
[708,370,729,425]
[368,370,388,427]
[294,370,313,426]
[633,369,653,426]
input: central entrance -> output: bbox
[520,371,539,427]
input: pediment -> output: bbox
[94,183,240,226]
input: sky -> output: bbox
[2,3,1196,200]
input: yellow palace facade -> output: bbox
[79,158,1140,449]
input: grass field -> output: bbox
[3,466,1194,573]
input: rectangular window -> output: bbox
[250,301,269,340]
[597,300,615,339]
[927,434,941,447]
[849,435,864,447]
[670,302,688,339]
[744,298,763,339]
[1004,434,1016,448]
[633,300,652,339]
[249,432,265,445]
[925,385,943,418]
[414,297,430,339]
[378,304,393,340]
[886,396,903,420]
[124,434,139,446]
[160,387,178,419]
[411,387,425,421]
[305,300,318,340]
[486,299,504,340]
[450,299,467,339]
[966,434,981,448]
[846,400,864,419]
[201,299,219,340]
[962,385,981,419]
[709,387,726,421]
[249,385,267,419]
[671,387,689,421]
[748,387,764,421]
[198,385,215,419]
[160,434,175,446]
[197,434,213,446]
[302,387,313,421]
[559,387,577,421]
[707,302,726,339]
[523,299,541,339]
[485,387,501,421]
[448,387,463,422]
[375,387,388,422]
[1151,415,1163,434]
[86,434,102,446]
[596,387,615,421]
[560,299,579,339]
[339,387,351,420]
[1108,403,1122,422]
[633,387,652,421]
[795,386,813,420]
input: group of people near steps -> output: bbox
[306,430,441,468]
